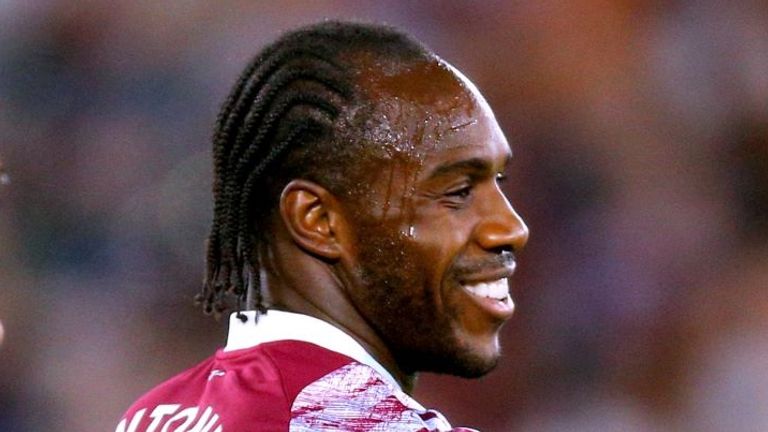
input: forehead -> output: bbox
[354,54,473,112]
[352,56,510,170]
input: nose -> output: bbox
[475,189,529,254]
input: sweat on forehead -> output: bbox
[351,55,475,113]
[346,57,484,163]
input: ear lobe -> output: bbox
[279,179,344,260]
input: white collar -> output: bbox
[224,310,399,389]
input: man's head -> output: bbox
[199,21,528,378]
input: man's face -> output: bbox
[341,59,529,377]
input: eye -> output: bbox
[444,184,473,200]
[496,172,508,184]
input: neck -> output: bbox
[266,291,417,393]
[262,225,418,393]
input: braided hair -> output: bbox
[197,21,430,318]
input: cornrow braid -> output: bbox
[197,21,431,318]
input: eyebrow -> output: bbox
[424,153,512,181]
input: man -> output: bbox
[117,21,528,431]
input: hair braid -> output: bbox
[204,51,333,291]
[215,73,346,304]
[236,121,322,309]
[199,59,350,316]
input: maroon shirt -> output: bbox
[116,311,477,431]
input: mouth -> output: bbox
[464,278,510,301]
[460,277,515,321]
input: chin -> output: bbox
[399,343,501,378]
[442,350,500,378]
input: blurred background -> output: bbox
[1,1,767,430]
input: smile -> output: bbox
[461,277,515,321]
[464,278,509,301]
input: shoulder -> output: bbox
[115,341,358,432]
[256,339,358,401]
[115,341,474,431]
[123,355,215,413]
[290,362,473,432]
[115,355,218,432]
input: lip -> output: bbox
[460,280,515,322]
[456,261,516,285]
[451,261,517,322]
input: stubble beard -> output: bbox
[352,224,499,378]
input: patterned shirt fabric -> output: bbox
[115,310,478,432]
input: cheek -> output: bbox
[407,219,468,287]
[411,209,471,251]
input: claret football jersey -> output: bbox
[115,310,477,431]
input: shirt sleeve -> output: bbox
[289,362,478,432]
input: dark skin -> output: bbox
[260,57,529,393]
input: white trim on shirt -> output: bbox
[224,310,400,389]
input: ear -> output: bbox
[279,179,348,260]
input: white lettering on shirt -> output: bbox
[115,405,222,432]
[116,408,146,432]
[147,404,180,432]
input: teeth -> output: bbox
[464,278,509,300]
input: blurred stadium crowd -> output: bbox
[1,1,766,430]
